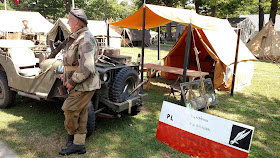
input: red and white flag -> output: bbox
[14,0,19,4]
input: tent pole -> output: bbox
[182,24,192,83]
[158,26,160,61]
[157,26,160,76]
[140,2,146,93]
[107,20,110,47]
[181,24,192,104]
[231,28,241,96]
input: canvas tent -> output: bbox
[163,26,256,91]
[0,10,53,39]
[240,14,280,38]
[112,4,257,91]
[246,20,280,62]
[47,18,121,49]
[122,28,151,46]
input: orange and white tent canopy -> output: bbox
[112,4,232,31]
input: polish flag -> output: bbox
[14,0,19,4]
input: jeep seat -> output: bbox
[9,47,41,77]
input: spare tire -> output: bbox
[109,67,139,102]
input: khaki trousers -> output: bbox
[62,90,95,145]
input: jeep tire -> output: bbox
[86,101,95,137]
[109,67,139,102]
[0,71,16,109]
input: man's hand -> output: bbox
[65,82,74,91]
[59,74,64,82]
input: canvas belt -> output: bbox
[64,65,78,72]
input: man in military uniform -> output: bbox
[21,20,35,40]
[59,8,101,156]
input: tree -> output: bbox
[0,0,137,23]
[201,0,230,17]
[134,0,187,8]
[195,0,252,18]
[2,0,67,21]
[0,1,15,10]
[84,0,137,21]
[259,0,265,31]
[194,0,202,13]
[65,0,71,15]
[269,0,278,24]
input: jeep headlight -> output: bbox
[102,73,109,82]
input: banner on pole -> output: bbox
[156,101,254,158]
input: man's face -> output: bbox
[68,13,79,33]
[23,21,28,27]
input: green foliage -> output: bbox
[84,0,137,21]
[1,0,67,21]
[196,0,274,18]
[235,0,271,15]
[1,0,137,23]
[134,0,187,8]
[0,1,15,10]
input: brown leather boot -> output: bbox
[59,144,86,156]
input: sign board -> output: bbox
[156,101,254,158]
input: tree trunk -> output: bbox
[211,6,216,17]
[269,0,278,24]
[195,0,201,14]
[65,0,71,15]
[166,23,172,41]
[259,0,265,31]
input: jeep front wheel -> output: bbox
[0,71,16,109]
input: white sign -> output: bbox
[156,101,254,158]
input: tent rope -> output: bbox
[191,28,210,110]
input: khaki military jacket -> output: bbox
[63,27,101,91]
[22,26,34,40]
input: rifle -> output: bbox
[48,38,68,59]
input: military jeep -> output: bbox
[0,39,147,137]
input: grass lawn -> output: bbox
[0,43,279,158]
